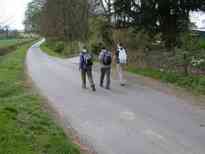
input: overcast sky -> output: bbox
[0,0,205,30]
[0,0,31,30]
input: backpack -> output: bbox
[118,48,127,64]
[103,51,112,65]
[83,53,93,66]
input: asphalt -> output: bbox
[26,41,205,154]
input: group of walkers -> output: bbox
[79,43,127,92]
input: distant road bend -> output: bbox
[26,41,205,154]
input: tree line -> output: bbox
[25,0,89,41]
[25,0,205,47]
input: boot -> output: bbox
[91,85,96,91]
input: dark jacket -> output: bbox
[79,52,92,70]
[99,49,112,68]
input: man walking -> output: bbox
[99,47,112,89]
[115,43,127,86]
[79,47,96,91]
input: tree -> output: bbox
[24,0,44,33]
[40,0,89,41]
[113,0,205,49]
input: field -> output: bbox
[0,39,28,48]
[0,42,80,154]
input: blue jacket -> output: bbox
[79,52,92,70]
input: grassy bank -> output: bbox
[128,67,205,94]
[0,38,36,56]
[40,40,79,58]
[40,41,65,58]
[0,38,33,48]
[0,42,80,154]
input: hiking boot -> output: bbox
[91,85,96,91]
[105,87,110,90]
[120,83,125,87]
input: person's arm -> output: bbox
[115,48,119,62]
[79,53,83,70]
[99,51,103,62]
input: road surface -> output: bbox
[26,41,205,154]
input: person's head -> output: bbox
[102,46,106,50]
[117,42,123,48]
[119,43,123,47]
[82,46,87,53]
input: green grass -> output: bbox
[40,41,66,58]
[0,42,80,154]
[0,39,29,48]
[40,40,80,58]
[128,67,205,94]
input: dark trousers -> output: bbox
[81,69,95,88]
[100,67,111,88]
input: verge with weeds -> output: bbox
[0,42,80,154]
[128,67,205,94]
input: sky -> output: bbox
[0,0,205,30]
[0,0,31,30]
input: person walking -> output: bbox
[79,47,96,91]
[115,43,127,86]
[99,47,112,89]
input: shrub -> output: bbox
[90,43,102,55]
[197,77,205,93]
[54,41,65,53]
[128,67,205,94]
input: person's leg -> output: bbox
[105,68,111,89]
[117,64,124,85]
[87,69,96,91]
[100,68,105,87]
[81,70,86,88]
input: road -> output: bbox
[26,41,205,154]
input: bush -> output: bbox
[87,16,113,54]
[197,77,205,93]
[90,42,103,55]
[128,67,205,94]
[54,41,65,53]
[199,38,205,49]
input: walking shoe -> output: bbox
[120,83,125,86]
[105,87,110,90]
[91,85,96,91]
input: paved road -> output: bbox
[26,41,205,154]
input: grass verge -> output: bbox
[0,38,36,56]
[40,40,79,58]
[128,67,205,95]
[0,39,25,48]
[0,42,80,154]
[40,41,66,58]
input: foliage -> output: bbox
[25,0,89,41]
[0,43,80,154]
[113,0,205,48]
[24,0,43,33]
[87,16,113,55]
[128,67,205,94]
[54,41,65,53]
[41,40,79,57]
[127,29,152,50]
[40,41,65,58]
[175,32,205,74]
[40,0,89,41]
